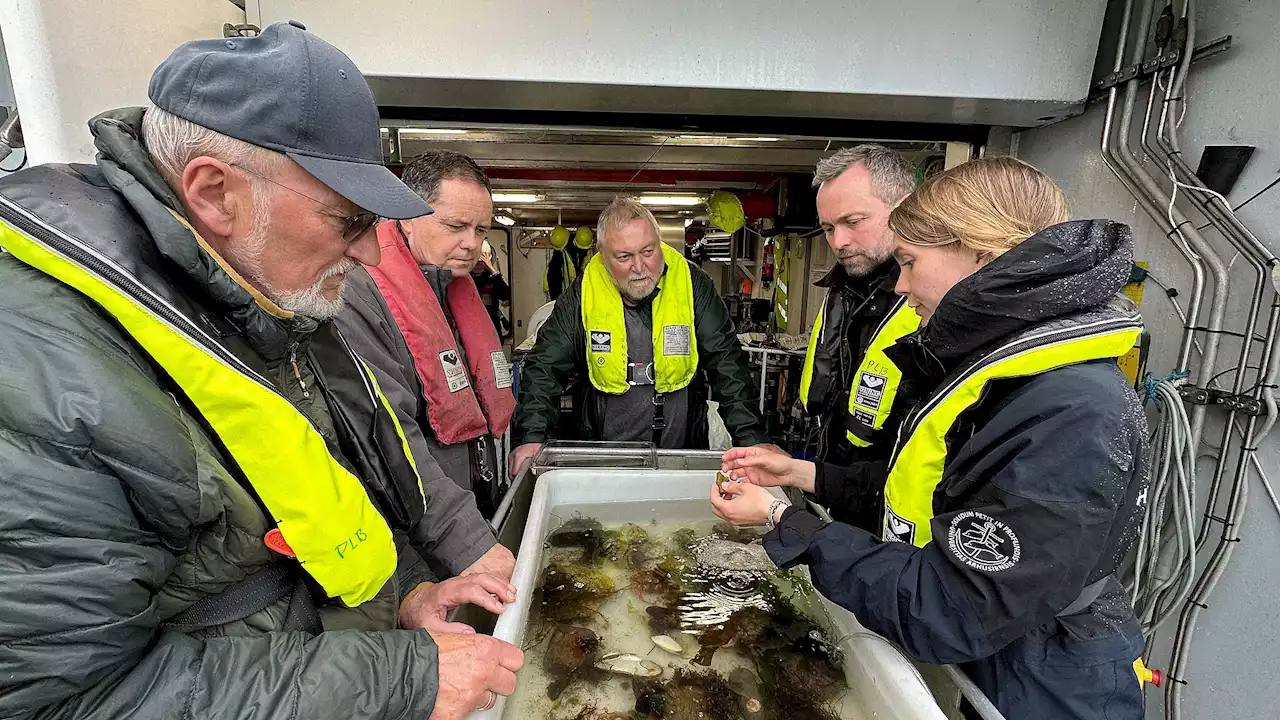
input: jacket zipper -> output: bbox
[0,194,283,397]
[289,342,311,399]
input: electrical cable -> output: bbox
[1193,175,1280,232]
[1129,375,1198,639]
[1146,272,1206,361]
[1206,365,1261,389]
[618,136,671,194]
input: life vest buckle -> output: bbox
[627,362,656,386]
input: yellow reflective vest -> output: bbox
[882,317,1143,547]
[581,243,698,394]
[802,294,921,449]
[0,205,423,608]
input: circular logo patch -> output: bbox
[947,511,1021,572]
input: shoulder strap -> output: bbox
[161,560,321,635]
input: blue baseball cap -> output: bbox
[148,21,430,220]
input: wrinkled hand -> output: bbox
[721,446,817,493]
[709,481,777,527]
[429,631,524,720]
[400,573,517,634]
[509,443,541,478]
[462,544,516,583]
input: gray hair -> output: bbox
[597,196,661,249]
[400,150,492,204]
[812,144,916,205]
[141,104,284,191]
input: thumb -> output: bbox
[721,482,750,497]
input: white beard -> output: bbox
[225,196,356,320]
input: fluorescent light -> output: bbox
[494,214,516,226]
[638,195,705,206]
[674,134,779,142]
[399,128,469,136]
[491,192,542,203]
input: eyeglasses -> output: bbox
[231,163,379,242]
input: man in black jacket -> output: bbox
[510,197,772,473]
[801,145,918,528]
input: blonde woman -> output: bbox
[713,157,1148,720]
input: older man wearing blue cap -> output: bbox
[0,21,521,720]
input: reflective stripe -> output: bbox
[359,358,426,506]
[0,220,397,606]
[844,298,920,448]
[883,325,1142,547]
[581,243,698,394]
[799,296,827,412]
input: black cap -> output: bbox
[148,21,430,220]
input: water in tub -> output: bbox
[503,497,865,720]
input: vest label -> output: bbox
[439,349,470,393]
[662,325,692,357]
[491,351,513,389]
[590,330,612,353]
[854,370,888,410]
[884,506,916,544]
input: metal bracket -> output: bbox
[1214,392,1265,417]
[1178,385,1212,405]
[1088,36,1232,103]
[1181,385,1267,415]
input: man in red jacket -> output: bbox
[339,151,515,528]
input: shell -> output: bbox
[651,634,683,654]
[594,651,663,678]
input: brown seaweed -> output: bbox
[633,667,747,720]
[544,625,606,700]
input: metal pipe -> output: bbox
[1167,298,1280,720]
[1100,0,1208,376]
[1120,0,1228,449]
[1109,0,1229,426]
[1151,0,1277,549]
[940,665,1009,720]
[1148,58,1269,545]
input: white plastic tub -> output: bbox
[473,468,949,720]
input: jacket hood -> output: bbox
[910,219,1135,373]
[88,107,315,362]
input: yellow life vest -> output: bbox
[844,298,921,448]
[0,213,419,607]
[800,293,920,449]
[581,242,697,394]
[799,293,831,410]
[882,318,1142,547]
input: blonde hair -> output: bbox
[888,156,1068,259]
[597,196,661,249]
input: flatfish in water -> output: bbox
[679,536,778,630]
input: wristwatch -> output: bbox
[766,499,790,530]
